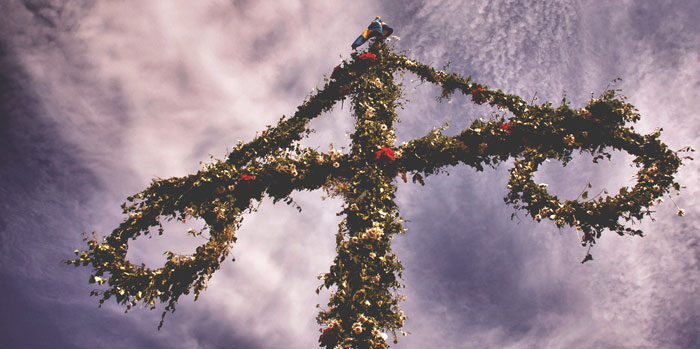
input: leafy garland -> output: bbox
[68,41,688,348]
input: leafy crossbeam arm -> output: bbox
[390,53,682,247]
[69,42,685,348]
[73,147,354,328]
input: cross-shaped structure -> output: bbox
[70,39,685,348]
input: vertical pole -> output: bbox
[318,42,406,348]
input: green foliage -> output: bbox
[68,40,688,348]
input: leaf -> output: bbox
[581,252,593,264]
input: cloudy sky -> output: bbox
[1,1,698,348]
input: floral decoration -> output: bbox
[68,41,689,349]
[358,52,377,64]
[375,146,396,162]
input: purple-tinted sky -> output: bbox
[1,1,698,348]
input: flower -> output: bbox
[375,146,396,162]
[330,65,341,80]
[358,52,376,63]
[215,186,226,194]
[563,134,576,146]
[333,162,340,168]
[471,87,487,104]
[239,174,254,181]
[352,322,363,334]
[678,209,686,216]
[372,329,388,341]
[499,122,512,135]
[380,124,388,131]
[319,324,339,347]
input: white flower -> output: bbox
[678,209,686,216]
[352,322,363,334]
[380,124,388,131]
[563,134,576,146]
[373,330,388,341]
[333,162,340,168]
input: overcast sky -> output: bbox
[1,1,698,348]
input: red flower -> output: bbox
[239,174,254,181]
[471,87,486,104]
[358,52,377,63]
[499,122,512,135]
[375,146,395,162]
[319,326,339,347]
[330,65,341,80]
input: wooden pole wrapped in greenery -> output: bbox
[68,40,688,348]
